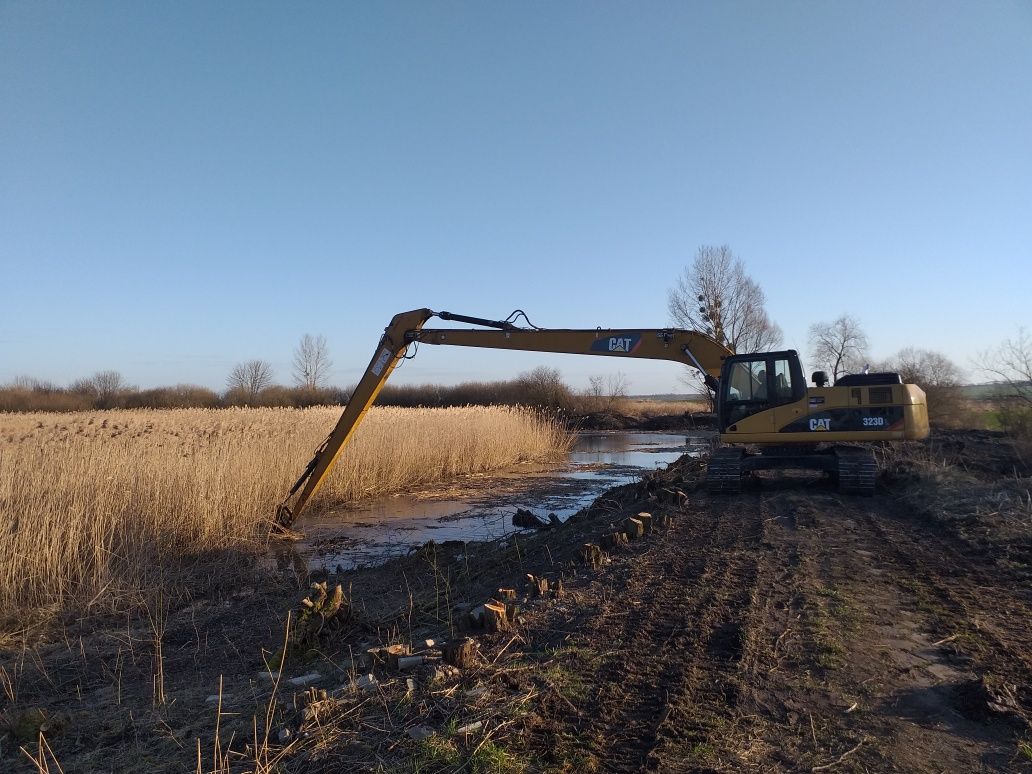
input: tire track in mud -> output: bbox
[853,500,1032,679]
[569,499,765,771]
[535,479,1029,772]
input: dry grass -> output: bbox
[618,398,710,417]
[0,406,571,618]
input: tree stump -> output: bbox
[577,543,604,569]
[526,574,549,597]
[483,601,509,633]
[442,637,478,669]
[601,531,627,549]
[623,517,645,540]
[636,512,653,534]
[496,588,517,602]
[656,513,673,529]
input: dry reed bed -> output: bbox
[0,406,571,616]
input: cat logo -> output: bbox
[809,418,831,431]
[608,337,634,352]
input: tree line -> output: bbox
[0,334,346,413]
[4,248,1029,431]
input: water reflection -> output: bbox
[296,431,710,571]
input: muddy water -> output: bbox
[295,431,712,571]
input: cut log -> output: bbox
[623,517,645,540]
[636,512,653,534]
[442,637,479,669]
[385,644,410,671]
[483,601,509,633]
[577,543,604,569]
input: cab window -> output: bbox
[772,358,794,404]
[727,361,767,402]
[724,360,770,425]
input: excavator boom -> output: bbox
[275,309,731,527]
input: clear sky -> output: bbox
[2,1,1030,394]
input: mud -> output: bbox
[295,431,710,571]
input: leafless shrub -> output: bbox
[979,328,1032,406]
[582,372,629,414]
[978,329,1032,449]
[124,384,220,409]
[68,370,136,409]
[375,370,577,413]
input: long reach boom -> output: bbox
[275,308,732,528]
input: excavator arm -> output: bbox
[275,309,731,529]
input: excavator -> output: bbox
[274,309,929,528]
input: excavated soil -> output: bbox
[2,431,1030,772]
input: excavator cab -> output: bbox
[718,350,806,432]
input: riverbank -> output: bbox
[295,431,709,572]
[572,408,717,431]
[3,430,1030,771]
[0,405,570,617]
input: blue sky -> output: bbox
[2,1,1030,393]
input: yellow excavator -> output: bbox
[275,309,929,528]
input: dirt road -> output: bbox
[524,474,1032,772]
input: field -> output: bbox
[0,406,571,618]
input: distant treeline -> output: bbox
[0,367,602,414]
[0,378,350,413]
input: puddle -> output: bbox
[293,431,712,571]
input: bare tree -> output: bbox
[808,315,869,382]
[668,245,781,405]
[668,245,782,353]
[978,328,1032,406]
[292,334,333,390]
[227,360,274,404]
[515,366,573,412]
[584,372,629,413]
[70,370,131,409]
